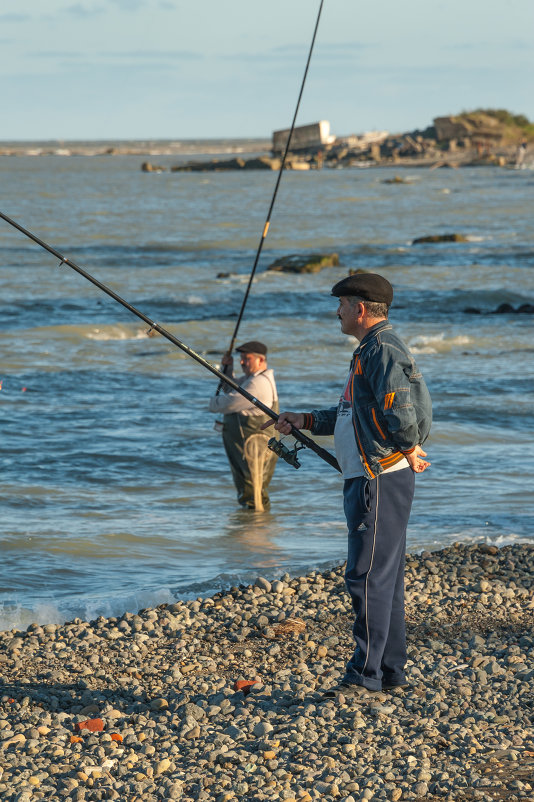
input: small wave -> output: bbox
[86,326,149,341]
[0,601,64,632]
[0,586,178,632]
[410,332,470,354]
[446,531,534,548]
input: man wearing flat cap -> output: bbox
[270,273,432,696]
[209,341,278,510]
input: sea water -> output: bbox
[1,143,533,629]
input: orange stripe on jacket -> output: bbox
[371,408,386,439]
[384,392,395,410]
[378,451,405,468]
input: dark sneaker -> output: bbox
[382,681,410,691]
[322,682,376,699]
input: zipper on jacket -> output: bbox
[350,366,375,479]
[371,407,386,440]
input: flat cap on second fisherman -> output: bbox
[331,273,393,306]
[235,341,268,356]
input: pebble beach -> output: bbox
[1,542,533,802]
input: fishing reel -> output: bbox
[268,437,305,469]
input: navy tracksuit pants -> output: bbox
[342,468,415,691]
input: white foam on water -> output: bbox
[0,586,178,633]
[86,326,149,341]
[459,531,534,548]
[79,586,177,622]
[410,529,534,553]
[409,332,470,354]
[0,602,64,633]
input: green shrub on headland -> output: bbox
[460,108,534,139]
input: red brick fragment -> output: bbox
[75,718,104,733]
[233,680,258,696]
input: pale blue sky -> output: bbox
[2,0,532,141]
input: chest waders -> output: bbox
[222,401,279,509]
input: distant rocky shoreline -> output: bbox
[1,542,532,801]
[141,145,525,174]
[2,111,530,173]
[0,140,271,158]
[140,113,531,173]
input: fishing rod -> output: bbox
[216,0,325,392]
[0,210,341,474]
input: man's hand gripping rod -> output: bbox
[0,210,341,473]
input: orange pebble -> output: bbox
[75,718,104,733]
[70,735,83,744]
[110,733,123,742]
[233,680,258,695]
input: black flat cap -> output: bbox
[235,341,267,356]
[331,273,393,306]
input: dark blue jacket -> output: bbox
[310,321,432,478]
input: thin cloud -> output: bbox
[273,41,375,53]
[62,0,172,15]
[109,0,146,9]
[224,41,374,63]
[29,50,83,58]
[65,4,105,18]
[103,50,204,60]
[445,39,530,51]
[25,49,202,64]
[0,13,29,22]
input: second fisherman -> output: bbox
[209,341,279,510]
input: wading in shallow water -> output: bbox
[209,341,279,510]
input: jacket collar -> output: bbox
[355,319,391,353]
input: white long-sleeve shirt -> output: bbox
[209,369,278,416]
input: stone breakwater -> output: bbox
[0,543,532,802]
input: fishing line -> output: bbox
[0,210,340,474]
[216,0,325,391]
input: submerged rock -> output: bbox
[171,157,247,172]
[267,253,340,274]
[496,302,534,314]
[412,233,470,244]
[242,156,282,170]
[382,175,413,184]
[169,156,282,172]
[464,302,534,314]
[141,161,166,172]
